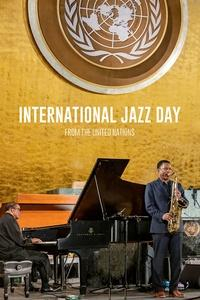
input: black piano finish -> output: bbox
[23,224,69,254]
[23,158,151,294]
[23,224,70,242]
[58,220,111,294]
[69,158,147,220]
[58,220,111,249]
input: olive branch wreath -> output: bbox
[64,0,161,64]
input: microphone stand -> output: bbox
[124,217,128,300]
[94,174,129,300]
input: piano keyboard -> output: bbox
[39,241,57,245]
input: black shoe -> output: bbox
[41,286,55,293]
[30,286,40,292]
[29,285,40,292]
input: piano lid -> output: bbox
[69,158,147,221]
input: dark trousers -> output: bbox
[152,233,182,292]
[6,248,51,289]
[26,250,51,289]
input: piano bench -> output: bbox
[0,260,32,300]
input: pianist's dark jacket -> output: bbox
[0,213,32,260]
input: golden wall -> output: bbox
[0,0,200,202]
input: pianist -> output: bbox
[0,201,54,293]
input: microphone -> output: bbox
[109,208,126,219]
[118,208,126,216]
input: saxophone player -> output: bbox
[145,160,188,298]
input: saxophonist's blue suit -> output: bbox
[145,178,188,292]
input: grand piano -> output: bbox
[23,158,151,294]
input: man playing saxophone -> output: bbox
[145,160,188,298]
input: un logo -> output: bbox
[62,0,167,69]
[27,0,188,94]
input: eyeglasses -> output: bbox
[13,207,21,211]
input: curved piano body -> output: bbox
[22,158,151,295]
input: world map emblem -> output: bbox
[27,0,188,94]
[61,0,166,69]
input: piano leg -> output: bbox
[76,249,92,295]
[53,254,66,290]
[60,255,66,289]
[53,255,59,285]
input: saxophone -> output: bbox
[167,177,187,234]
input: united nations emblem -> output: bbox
[26,0,188,94]
[184,221,200,237]
[61,0,167,69]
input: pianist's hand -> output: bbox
[31,238,43,244]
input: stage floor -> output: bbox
[0,286,199,300]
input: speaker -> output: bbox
[180,264,200,288]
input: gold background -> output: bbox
[0,1,199,202]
